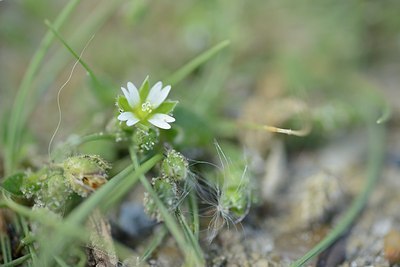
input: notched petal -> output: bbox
[151,85,171,108]
[162,114,175,122]
[126,118,140,126]
[146,81,164,106]
[148,113,174,129]
[127,82,140,107]
[118,112,137,121]
[121,87,130,100]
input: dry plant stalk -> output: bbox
[86,210,118,267]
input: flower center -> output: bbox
[141,101,153,113]
[133,101,153,120]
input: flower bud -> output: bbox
[20,169,73,213]
[62,155,110,197]
[161,149,188,181]
[132,127,159,152]
[34,171,73,213]
[21,169,47,199]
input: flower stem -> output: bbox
[75,132,115,146]
[189,192,200,239]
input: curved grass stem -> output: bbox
[290,121,386,267]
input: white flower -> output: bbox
[117,78,177,130]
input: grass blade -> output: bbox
[2,196,89,242]
[176,210,203,262]
[5,0,82,175]
[139,226,168,263]
[54,256,71,267]
[18,216,37,266]
[166,40,230,86]
[1,254,31,267]
[32,0,126,108]
[44,20,98,84]
[0,233,12,263]
[189,191,200,239]
[290,121,386,267]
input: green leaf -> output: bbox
[2,172,26,196]
[155,100,178,114]
[117,95,130,111]
[173,105,213,146]
[139,76,150,102]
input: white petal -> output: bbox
[147,82,171,108]
[121,83,140,109]
[163,113,175,122]
[121,87,130,102]
[126,118,140,126]
[148,113,174,129]
[146,82,162,102]
[127,82,137,93]
[148,118,171,129]
[117,112,137,121]
[127,82,140,107]
[152,85,171,108]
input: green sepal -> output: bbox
[155,100,178,114]
[117,95,131,111]
[139,75,150,102]
[1,172,26,196]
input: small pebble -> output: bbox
[384,229,400,265]
[373,219,392,236]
